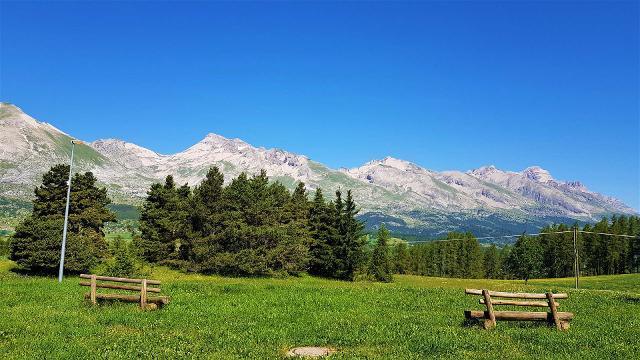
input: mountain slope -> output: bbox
[1,103,636,236]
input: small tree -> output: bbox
[369,225,393,282]
[103,236,137,278]
[505,234,543,283]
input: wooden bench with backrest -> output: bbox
[80,274,170,310]
[464,289,573,330]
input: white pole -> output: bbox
[58,140,76,283]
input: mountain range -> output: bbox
[1,102,636,237]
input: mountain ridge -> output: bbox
[1,102,636,236]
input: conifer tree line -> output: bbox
[134,167,371,280]
[8,165,638,283]
[393,216,640,280]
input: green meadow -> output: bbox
[0,257,638,359]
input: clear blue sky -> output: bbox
[1,1,638,210]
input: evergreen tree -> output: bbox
[308,189,338,277]
[10,165,115,273]
[335,190,366,280]
[135,175,188,263]
[483,244,502,279]
[186,167,225,262]
[103,235,137,278]
[393,242,411,274]
[369,225,393,282]
[193,170,309,276]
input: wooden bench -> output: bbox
[464,289,573,330]
[80,274,170,310]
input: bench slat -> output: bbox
[465,289,568,299]
[79,281,161,293]
[479,299,559,307]
[80,274,161,285]
[465,310,573,321]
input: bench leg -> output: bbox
[140,279,147,310]
[482,290,497,329]
[90,275,97,305]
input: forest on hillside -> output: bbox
[394,216,640,280]
[5,165,639,282]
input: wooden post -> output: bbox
[546,292,561,330]
[482,289,496,329]
[90,274,97,305]
[140,279,147,310]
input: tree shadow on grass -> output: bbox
[617,294,640,304]
[461,318,553,330]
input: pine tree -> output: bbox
[369,225,393,282]
[103,235,137,278]
[393,242,411,274]
[135,175,187,263]
[335,190,366,280]
[308,189,338,277]
[10,165,115,273]
[187,167,225,262]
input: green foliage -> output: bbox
[504,235,543,283]
[397,215,639,281]
[136,168,317,277]
[308,189,367,280]
[308,189,339,277]
[369,225,393,282]
[9,165,115,273]
[0,197,31,229]
[0,235,10,256]
[483,244,502,279]
[98,236,147,278]
[1,257,639,359]
[134,167,369,280]
[392,242,411,274]
[135,176,189,263]
[406,232,485,278]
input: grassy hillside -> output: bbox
[0,258,638,359]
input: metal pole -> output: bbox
[573,227,580,289]
[58,140,75,283]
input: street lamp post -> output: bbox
[58,140,80,283]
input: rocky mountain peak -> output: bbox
[522,166,553,183]
[468,165,500,177]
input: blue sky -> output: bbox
[1,1,638,209]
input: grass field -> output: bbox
[0,258,638,359]
[105,231,134,242]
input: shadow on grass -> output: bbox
[618,294,640,304]
[461,318,553,330]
